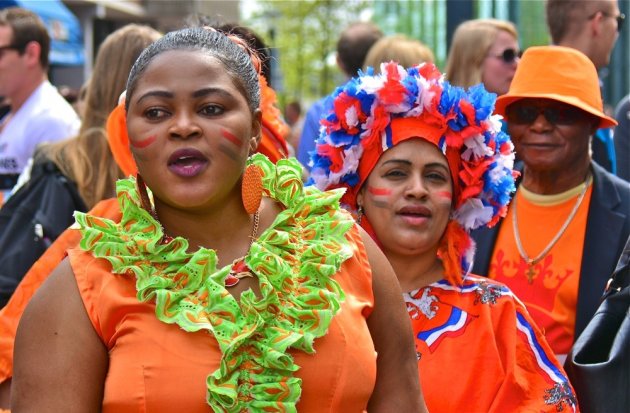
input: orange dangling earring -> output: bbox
[241,164,263,214]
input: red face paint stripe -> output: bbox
[436,191,453,200]
[367,186,392,196]
[221,129,244,148]
[130,135,157,149]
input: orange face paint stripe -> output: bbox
[436,191,453,200]
[130,135,157,149]
[367,186,392,196]
[221,129,244,148]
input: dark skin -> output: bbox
[11,49,427,412]
[0,379,10,408]
[507,98,600,194]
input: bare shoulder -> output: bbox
[19,258,78,318]
[12,257,107,411]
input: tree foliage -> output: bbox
[245,0,370,107]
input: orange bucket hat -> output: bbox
[495,46,617,129]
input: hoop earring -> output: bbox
[242,164,263,214]
[356,205,364,225]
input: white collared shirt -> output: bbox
[0,80,80,175]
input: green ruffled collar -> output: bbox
[74,154,355,412]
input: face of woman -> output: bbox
[481,30,520,96]
[126,50,261,212]
[357,139,453,258]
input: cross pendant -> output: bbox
[526,264,536,284]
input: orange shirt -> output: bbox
[488,185,592,357]
[406,274,578,413]
[69,225,376,412]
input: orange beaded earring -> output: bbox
[241,164,263,214]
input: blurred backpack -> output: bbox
[0,160,86,308]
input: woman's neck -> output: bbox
[385,248,444,292]
[155,195,257,265]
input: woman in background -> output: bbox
[40,24,161,208]
[363,34,434,72]
[311,62,578,412]
[446,18,520,96]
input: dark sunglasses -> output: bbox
[589,11,626,32]
[613,12,625,31]
[506,102,585,125]
[491,48,523,64]
[0,44,21,57]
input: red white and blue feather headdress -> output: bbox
[309,62,517,283]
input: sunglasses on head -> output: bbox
[491,48,523,64]
[506,101,586,125]
[612,12,625,31]
[589,11,626,32]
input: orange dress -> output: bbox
[406,274,578,412]
[68,156,376,412]
[69,224,376,412]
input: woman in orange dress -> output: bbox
[0,26,296,411]
[11,28,425,412]
[311,61,579,412]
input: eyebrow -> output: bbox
[381,159,411,166]
[424,162,450,172]
[136,90,173,104]
[192,87,233,99]
[381,159,449,172]
[136,87,234,105]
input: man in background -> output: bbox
[472,46,629,365]
[0,7,79,195]
[297,22,383,170]
[546,0,624,174]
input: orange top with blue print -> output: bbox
[406,274,578,412]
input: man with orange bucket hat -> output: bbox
[472,46,629,363]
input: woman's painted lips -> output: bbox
[167,148,208,177]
